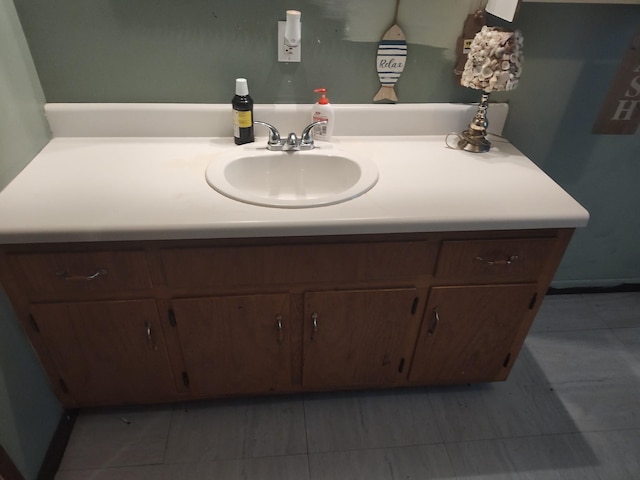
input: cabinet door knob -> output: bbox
[427,307,440,336]
[276,314,284,344]
[311,312,319,342]
[145,320,158,350]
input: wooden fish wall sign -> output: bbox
[373,0,407,103]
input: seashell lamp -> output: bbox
[453,26,524,153]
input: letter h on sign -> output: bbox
[593,30,640,135]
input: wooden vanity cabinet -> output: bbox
[0,228,574,407]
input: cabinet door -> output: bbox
[302,289,419,389]
[409,284,537,385]
[30,300,177,406]
[171,294,291,396]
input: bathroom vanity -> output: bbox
[0,104,589,408]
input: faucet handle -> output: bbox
[300,120,328,149]
[254,121,282,149]
[286,132,299,147]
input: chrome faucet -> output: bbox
[253,120,328,151]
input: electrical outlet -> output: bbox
[278,21,301,63]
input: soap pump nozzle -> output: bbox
[314,88,329,104]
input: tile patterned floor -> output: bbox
[55,293,640,480]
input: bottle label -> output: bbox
[233,110,253,129]
[312,113,328,137]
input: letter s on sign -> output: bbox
[625,73,640,98]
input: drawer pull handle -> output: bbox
[427,307,440,336]
[276,314,284,344]
[55,268,108,281]
[311,312,318,342]
[474,255,519,266]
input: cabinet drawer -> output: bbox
[435,237,556,283]
[161,241,437,289]
[7,251,152,300]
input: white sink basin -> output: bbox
[205,146,379,208]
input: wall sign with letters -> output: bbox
[592,30,640,135]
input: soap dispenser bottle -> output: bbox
[311,88,334,141]
[232,78,254,145]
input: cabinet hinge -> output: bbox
[28,314,40,333]
[182,371,190,387]
[528,293,538,310]
[59,378,69,394]
[411,297,419,315]
[168,309,177,327]
[503,353,511,368]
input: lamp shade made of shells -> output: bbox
[461,26,524,93]
[446,26,524,153]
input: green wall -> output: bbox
[0,0,59,479]
[0,0,50,190]
[12,0,485,105]
[9,0,640,285]
[504,4,640,287]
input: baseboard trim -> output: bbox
[37,409,77,480]
[548,283,640,295]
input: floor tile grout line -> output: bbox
[57,461,167,474]
[439,427,640,449]
[306,442,453,458]
[424,385,451,447]
[289,427,640,458]
[304,427,640,457]
[530,326,617,334]
[301,393,316,479]
[578,426,640,436]
[160,403,177,465]
[58,453,316,475]
[584,293,640,330]
[608,323,640,331]
[302,393,311,456]
[441,441,463,480]
[162,452,312,465]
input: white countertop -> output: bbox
[0,104,589,244]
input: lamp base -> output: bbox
[457,127,491,153]
[454,91,492,153]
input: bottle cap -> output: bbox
[314,88,329,104]
[235,78,249,96]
